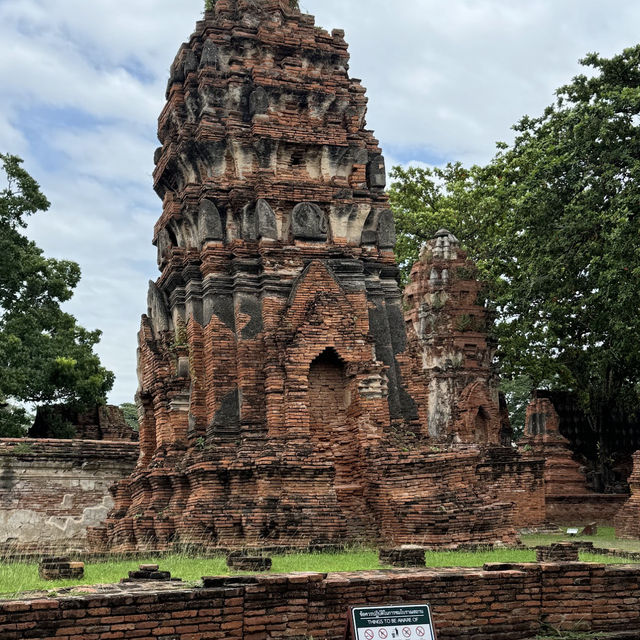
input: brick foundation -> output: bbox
[547,494,628,525]
[2,564,640,639]
[536,542,580,562]
[38,558,84,581]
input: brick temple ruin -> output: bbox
[86,0,558,552]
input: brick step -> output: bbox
[531,633,640,640]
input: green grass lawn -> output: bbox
[0,544,634,599]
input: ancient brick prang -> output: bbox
[615,451,640,539]
[404,230,508,445]
[520,397,588,498]
[95,0,524,551]
[533,390,638,493]
[518,396,628,525]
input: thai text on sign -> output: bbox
[347,605,436,640]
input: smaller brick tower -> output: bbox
[404,230,509,444]
[520,396,588,498]
[615,450,640,538]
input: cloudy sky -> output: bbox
[1,0,638,404]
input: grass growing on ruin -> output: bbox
[0,546,633,599]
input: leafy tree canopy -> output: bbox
[391,46,640,437]
[0,154,114,436]
[120,402,139,432]
[388,163,476,283]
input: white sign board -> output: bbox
[349,605,436,640]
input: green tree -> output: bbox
[479,47,640,440]
[391,46,640,457]
[388,164,472,282]
[500,376,534,441]
[120,402,139,432]
[0,154,114,436]
[0,404,33,438]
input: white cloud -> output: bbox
[306,0,640,165]
[1,0,639,403]
[49,125,156,184]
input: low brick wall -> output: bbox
[546,493,628,525]
[0,439,138,553]
[2,563,640,639]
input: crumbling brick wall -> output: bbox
[29,405,138,441]
[2,564,640,639]
[0,439,138,553]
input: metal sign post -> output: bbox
[345,605,437,640]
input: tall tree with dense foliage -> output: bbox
[391,46,640,457]
[0,155,114,436]
[482,46,640,433]
[388,163,483,283]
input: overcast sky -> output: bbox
[1,0,638,405]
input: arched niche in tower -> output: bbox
[292,202,327,241]
[198,199,224,244]
[241,199,278,241]
[308,348,349,450]
[474,406,490,444]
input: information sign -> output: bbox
[345,605,437,640]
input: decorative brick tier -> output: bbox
[615,451,640,539]
[95,444,521,550]
[0,439,138,553]
[94,0,529,551]
[3,565,640,639]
